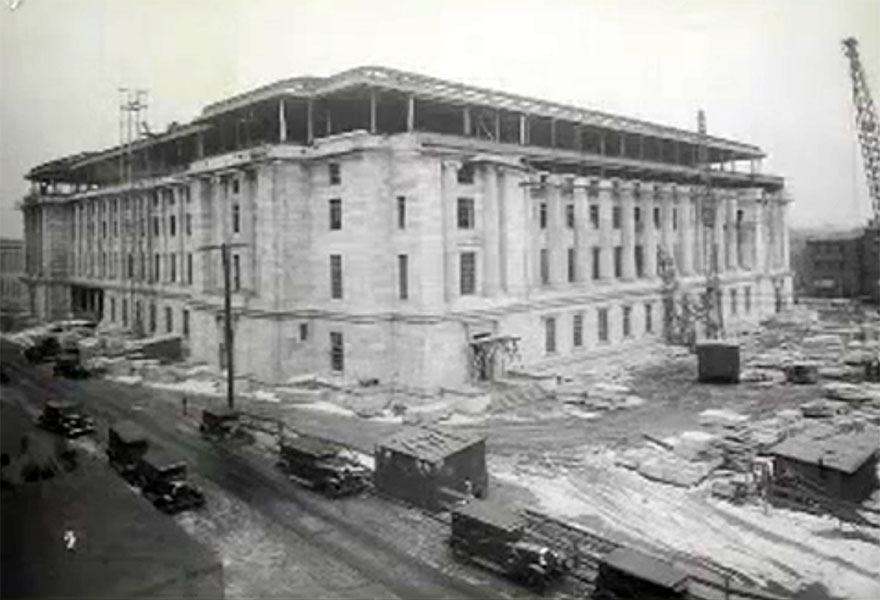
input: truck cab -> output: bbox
[278,435,369,497]
[107,420,149,482]
[36,400,95,438]
[136,448,205,514]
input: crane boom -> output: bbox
[843,37,880,225]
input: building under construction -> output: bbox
[21,66,792,388]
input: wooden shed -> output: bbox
[374,427,487,511]
[597,547,688,599]
[770,425,880,503]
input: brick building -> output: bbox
[21,66,793,389]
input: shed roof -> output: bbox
[452,499,525,533]
[770,425,880,474]
[140,446,187,471]
[603,547,689,590]
[109,420,148,444]
[379,427,484,463]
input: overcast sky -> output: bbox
[1,0,878,238]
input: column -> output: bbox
[441,160,460,301]
[573,177,590,283]
[482,164,501,296]
[548,176,566,286]
[501,167,528,296]
[726,194,739,271]
[712,192,726,274]
[598,180,615,280]
[644,185,658,278]
[753,195,766,274]
[621,181,636,280]
[780,197,791,271]
[679,187,694,276]
[694,193,705,274]
[661,185,675,261]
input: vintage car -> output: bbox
[450,499,569,592]
[136,447,205,514]
[107,420,150,482]
[36,400,95,438]
[199,408,254,444]
[53,349,90,379]
[23,336,61,364]
[278,435,370,498]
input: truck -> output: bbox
[36,400,95,438]
[277,435,369,498]
[136,447,206,514]
[449,499,569,592]
[53,347,90,379]
[199,407,255,445]
[107,420,150,483]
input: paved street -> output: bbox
[1,339,539,600]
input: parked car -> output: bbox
[278,435,369,498]
[53,349,90,379]
[199,408,254,444]
[136,447,205,514]
[23,336,60,364]
[36,400,95,438]
[449,499,569,592]
[107,420,150,482]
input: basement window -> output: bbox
[645,302,654,333]
[300,323,309,341]
[329,163,341,185]
[590,205,600,229]
[573,313,584,347]
[622,305,632,338]
[598,308,609,342]
[329,199,342,230]
[544,316,557,354]
[565,204,575,228]
[539,203,548,229]
[457,198,475,229]
[460,252,476,295]
[457,165,475,184]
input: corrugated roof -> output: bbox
[770,424,880,474]
[379,427,484,463]
[603,547,688,590]
[453,499,525,533]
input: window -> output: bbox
[299,323,309,341]
[330,331,344,372]
[588,180,599,197]
[398,254,409,300]
[169,215,176,237]
[232,203,241,234]
[183,187,190,204]
[397,196,406,229]
[154,253,161,282]
[614,246,622,278]
[233,254,241,292]
[187,253,193,285]
[623,305,632,338]
[634,207,642,230]
[329,163,341,185]
[612,206,622,229]
[592,247,601,279]
[329,199,342,230]
[457,165,474,184]
[149,303,157,333]
[565,204,575,228]
[730,289,738,315]
[170,253,177,282]
[127,254,134,279]
[539,202,548,229]
[460,252,476,295]
[672,208,678,231]
[567,248,576,283]
[598,308,609,342]
[165,306,173,333]
[330,254,343,299]
[590,205,600,229]
[186,214,192,236]
[457,197,475,229]
[635,245,644,278]
[540,249,549,285]
[122,299,128,326]
[182,309,190,338]
[573,313,584,347]
[653,206,661,229]
[645,302,654,333]
[745,286,752,313]
[544,317,557,354]
[232,178,240,195]
[110,297,116,322]
[152,216,160,237]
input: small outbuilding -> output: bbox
[374,426,487,511]
[769,425,880,503]
[696,342,741,384]
[597,547,688,599]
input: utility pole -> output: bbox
[198,241,247,411]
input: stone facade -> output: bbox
[21,66,793,390]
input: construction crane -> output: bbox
[843,37,880,225]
